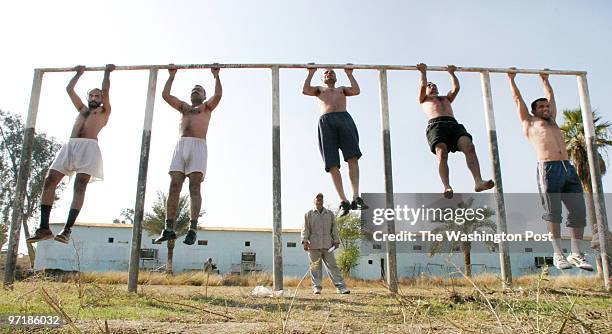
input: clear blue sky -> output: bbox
[1,1,611,241]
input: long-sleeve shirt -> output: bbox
[301,207,340,249]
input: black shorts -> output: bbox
[425,116,472,153]
[317,111,362,172]
[537,160,586,227]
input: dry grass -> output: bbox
[42,270,604,291]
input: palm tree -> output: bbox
[429,198,496,277]
[143,191,191,275]
[560,108,612,277]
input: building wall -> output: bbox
[35,224,597,280]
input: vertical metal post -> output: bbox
[479,71,512,288]
[378,69,398,292]
[128,69,158,292]
[3,70,43,287]
[577,74,611,291]
[271,66,283,291]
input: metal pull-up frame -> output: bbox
[3,63,609,293]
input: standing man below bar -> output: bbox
[303,65,368,216]
[302,193,350,294]
[507,69,593,271]
[154,64,222,245]
[417,63,494,199]
[27,64,115,244]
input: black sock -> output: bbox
[65,209,80,229]
[190,219,198,230]
[40,205,52,229]
[165,219,174,231]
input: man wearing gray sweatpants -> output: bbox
[301,193,350,294]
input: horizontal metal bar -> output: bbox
[37,63,586,75]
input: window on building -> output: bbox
[525,247,533,253]
[108,237,114,243]
[140,249,158,260]
[373,244,382,250]
[413,245,422,251]
[535,256,554,268]
[287,242,297,247]
[245,241,251,247]
[368,259,373,264]
[198,240,208,246]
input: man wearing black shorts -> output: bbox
[303,65,368,216]
[417,63,494,199]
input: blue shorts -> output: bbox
[317,111,362,172]
[536,160,586,227]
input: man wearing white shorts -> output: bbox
[27,64,115,244]
[154,64,222,245]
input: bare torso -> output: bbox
[179,104,212,139]
[420,96,455,120]
[525,117,568,161]
[316,87,347,114]
[70,107,109,139]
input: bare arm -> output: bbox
[507,70,530,134]
[162,65,189,113]
[204,66,222,112]
[302,65,320,96]
[101,64,115,114]
[417,63,427,103]
[343,65,360,96]
[66,66,86,112]
[540,71,557,120]
[446,65,460,103]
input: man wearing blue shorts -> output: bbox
[508,69,592,271]
[303,65,367,216]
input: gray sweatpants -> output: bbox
[308,249,346,289]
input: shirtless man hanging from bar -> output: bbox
[303,64,368,217]
[417,63,494,199]
[27,64,116,244]
[154,64,222,245]
[507,69,592,271]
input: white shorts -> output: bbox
[169,137,207,176]
[50,138,104,182]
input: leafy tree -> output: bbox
[335,212,361,276]
[429,198,496,277]
[113,208,134,224]
[0,109,63,266]
[142,191,190,274]
[560,108,612,277]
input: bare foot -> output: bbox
[475,180,495,192]
[443,188,454,199]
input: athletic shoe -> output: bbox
[26,228,54,243]
[313,287,322,294]
[566,253,594,271]
[351,197,369,210]
[183,229,197,245]
[553,253,572,270]
[54,228,72,244]
[339,201,351,217]
[337,287,351,294]
[154,229,177,244]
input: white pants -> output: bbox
[50,138,103,182]
[308,249,347,289]
[169,137,207,175]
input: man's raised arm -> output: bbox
[205,66,222,112]
[507,70,530,133]
[302,65,319,96]
[162,64,188,112]
[66,65,86,112]
[417,63,428,104]
[343,64,360,96]
[540,71,557,120]
[101,64,115,114]
[446,65,460,103]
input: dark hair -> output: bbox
[531,98,548,112]
[315,193,324,199]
